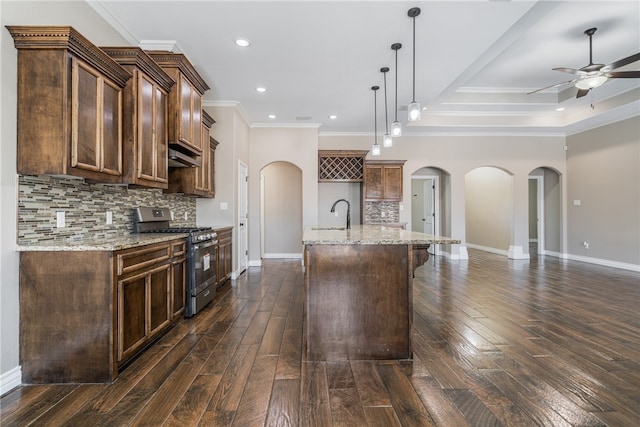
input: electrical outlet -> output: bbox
[106,211,113,225]
[184,212,188,221]
[381,212,386,218]
[334,211,339,217]
[583,241,589,250]
[56,211,65,228]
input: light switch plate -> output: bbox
[220,202,228,210]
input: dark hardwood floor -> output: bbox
[2,249,639,426]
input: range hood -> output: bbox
[168,148,200,168]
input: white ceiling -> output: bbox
[90,0,640,136]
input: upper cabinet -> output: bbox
[102,47,176,189]
[145,51,210,158]
[7,26,132,183]
[168,110,218,197]
[364,160,405,201]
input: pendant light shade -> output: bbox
[391,43,402,137]
[381,67,392,148]
[371,85,381,156]
[408,7,421,122]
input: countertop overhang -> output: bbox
[303,225,461,245]
[16,233,189,252]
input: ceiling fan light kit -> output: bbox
[529,27,640,99]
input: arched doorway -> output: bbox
[528,167,562,257]
[411,167,452,256]
[260,161,303,259]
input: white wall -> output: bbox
[1,0,129,393]
[318,183,361,228]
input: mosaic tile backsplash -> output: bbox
[364,201,400,224]
[18,175,196,245]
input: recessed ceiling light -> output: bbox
[268,114,276,119]
[328,115,337,120]
[256,87,266,93]
[235,38,250,47]
[556,107,565,111]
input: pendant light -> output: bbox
[391,43,402,137]
[371,85,381,156]
[381,67,392,148]
[408,7,421,122]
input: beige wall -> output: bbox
[465,167,513,253]
[567,116,640,266]
[262,162,303,256]
[248,127,318,265]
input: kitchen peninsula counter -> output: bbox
[303,225,460,361]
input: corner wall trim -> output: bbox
[508,245,530,260]
[1,366,22,396]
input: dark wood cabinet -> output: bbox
[102,47,175,189]
[215,226,233,287]
[167,110,218,197]
[145,51,209,157]
[19,237,186,383]
[7,26,131,183]
[364,160,405,201]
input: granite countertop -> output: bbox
[16,233,189,252]
[303,224,461,245]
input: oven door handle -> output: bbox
[194,240,217,250]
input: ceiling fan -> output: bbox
[528,27,640,98]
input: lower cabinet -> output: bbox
[19,237,186,383]
[214,226,233,287]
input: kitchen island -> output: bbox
[303,225,460,361]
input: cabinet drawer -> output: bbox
[171,240,187,257]
[117,243,171,276]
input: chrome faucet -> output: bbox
[330,199,351,229]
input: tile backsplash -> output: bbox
[18,175,196,245]
[364,201,400,224]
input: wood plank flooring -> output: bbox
[2,250,639,426]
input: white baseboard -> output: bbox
[262,253,303,259]
[565,253,640,272]
[248,260,262,267]
[466,243,509,257]
[1,366,21,396]
[508,245,530,260]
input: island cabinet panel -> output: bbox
[7,26,131,184]
[364,160,405,201]
[102,47,175,189]
[19,237,186,383]
[304,244,412,360]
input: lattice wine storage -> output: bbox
[318,150,368,182]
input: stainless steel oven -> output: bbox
[134,207,218,318]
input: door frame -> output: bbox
[529,176,545,255]
[236,160,248,276]
[412,175,440,255]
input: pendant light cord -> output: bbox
[394,47,399,121]
[412,14,416,103]
[382,69,389,134]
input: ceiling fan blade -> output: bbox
[576,88,590,98]
[553,67,584,75]
[608,71,640,78]
[527,79,577,95]
[603,52,640,71]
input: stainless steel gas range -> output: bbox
[134,207,217,317]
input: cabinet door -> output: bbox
[208,142,216,197]
[383,166,403,201]
[118,273,147,362]
[149,265,171,336]
[222,241,233,281]
[178,75,202,153]
[71,57,122,177]
[171,256,186,319]
[364,165,384,200]
[155,86,169,184]
[137,74,155,181]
